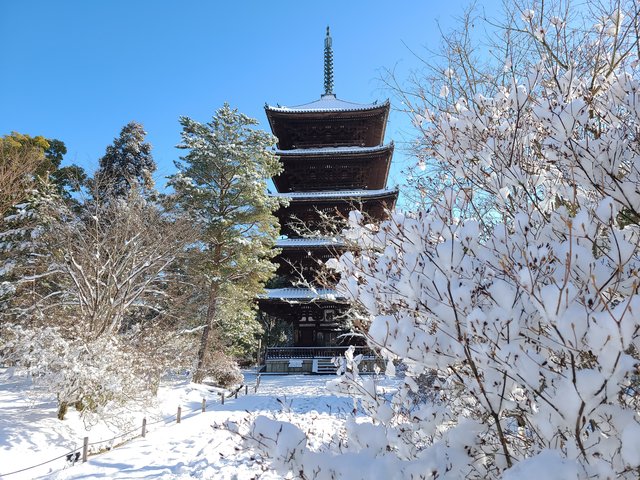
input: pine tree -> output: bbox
[94,121,155,198]
[169,104,283,383]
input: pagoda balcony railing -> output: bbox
[265,346,376,360]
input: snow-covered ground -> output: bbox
[0,368,386,479]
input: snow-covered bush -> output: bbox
[1,325,151,421]
[204,350,244,388]
[242,2,640,478]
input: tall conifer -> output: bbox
[169,104,282,383]
[95,121,155,198]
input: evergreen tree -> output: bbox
[94,121,155,198]
[0,134,84,311]
[43,139,86,195]
[169,104,283,383]
[0,132,48,217]
[0,177,62,314]
[0,133,85,215]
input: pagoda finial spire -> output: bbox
[324,26,334,95]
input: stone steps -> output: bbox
[312,358,337,374]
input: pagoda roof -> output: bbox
[260,288,346,302]
[266,94,389,114]
[265,95,390,149]
[275,143,393,157]
[272,143,394,193]
[271,187,398,201]
[276,237,345,248]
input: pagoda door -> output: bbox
[299,328,314,346]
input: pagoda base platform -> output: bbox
[263,346,383,374]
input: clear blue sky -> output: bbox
[0,0,499,201]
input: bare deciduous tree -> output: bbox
[1,181,195,419]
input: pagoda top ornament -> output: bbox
[263,26,391,150]
[324,26,334,95]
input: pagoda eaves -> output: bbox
[265,94,390,150]
[265,94,388,113]
[276,237,345,248]
[274,189,398,238]
[274,143,392,156]
[273,143,394,193]
[259,287,346,302]
[272,187,398,202]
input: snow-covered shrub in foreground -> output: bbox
[242,5,640,478]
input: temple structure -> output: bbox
[259,27,397,373]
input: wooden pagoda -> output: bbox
[259,27,397,373]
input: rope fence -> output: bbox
[0,377,261,478]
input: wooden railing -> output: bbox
[265,346,375,360]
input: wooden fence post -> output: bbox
[221,392,225,405]
[82,437,89,463]
[177,406,182,424]
[234,389,238,399]
[202,398,206,413]
[142,418,147,437]
[245,385,248,396]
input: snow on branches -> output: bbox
[242,3,640,478]
[1,325,152,422]
[0,184,193,419]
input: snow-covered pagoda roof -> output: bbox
[274,143,393,157]
[265,94,389,114]
[271,187,398,201]
[265,95,390,150]
[272,143,394,193]
[276,237,345,248]
[259,288,346,302]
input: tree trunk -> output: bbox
[193,284,219,383]
[57,401,68,420]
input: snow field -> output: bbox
[0,369,381,479]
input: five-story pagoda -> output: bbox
[259,27,397,373]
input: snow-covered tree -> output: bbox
[169,104,283,384]
[2,325,149,421]
[4,187,189,331]
[1,184,194,419]
[241,2,640,478]
[0,136,85,310]
[0,173,72,327]
[94,121,155,198]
